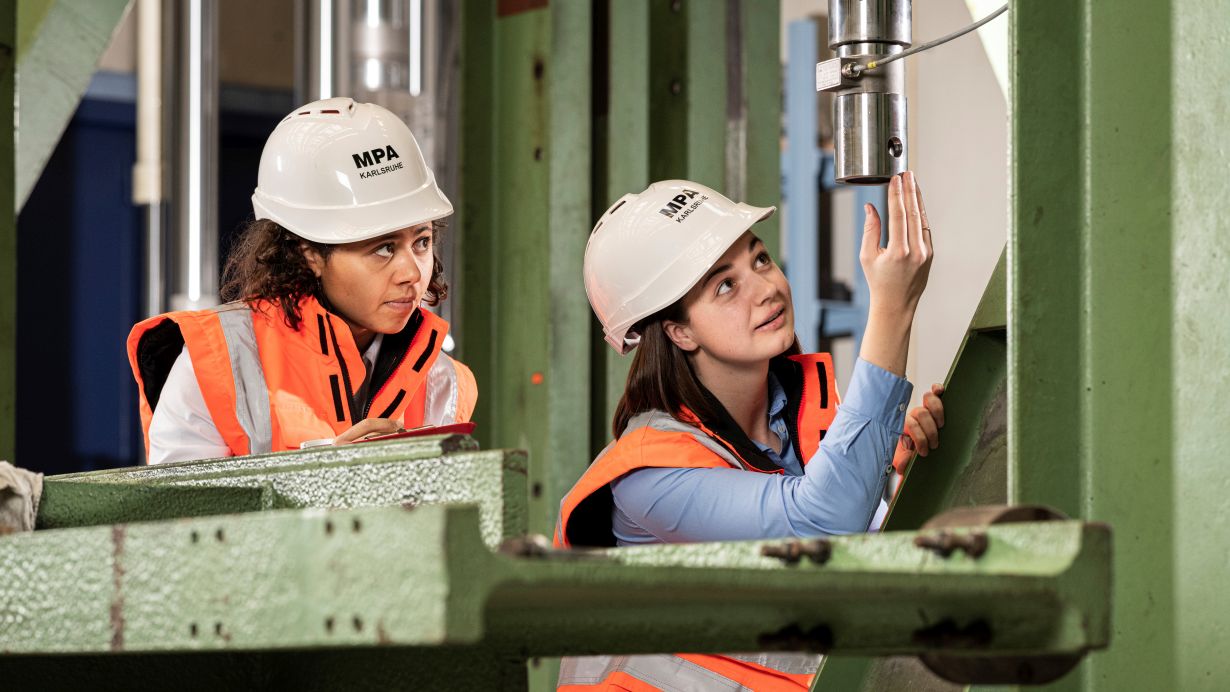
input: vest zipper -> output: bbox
[364,346,409,419]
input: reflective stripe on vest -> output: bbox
[214,304,274,454]
[558,653,816,691]
[422,353,461,426]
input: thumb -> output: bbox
[861,203,882,259]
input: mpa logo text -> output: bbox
[659,189,707,223]
[352,146,401,169]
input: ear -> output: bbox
[301,242,325,278]
[662,319,698,353]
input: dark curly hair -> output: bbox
[220,218,449,331]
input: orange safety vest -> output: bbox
[556,353,838,549]
[127,296,476,457]
[553,353,839,692]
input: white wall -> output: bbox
[905,0,1008,398]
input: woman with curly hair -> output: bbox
[127,98,475,464]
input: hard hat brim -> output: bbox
[252,184,454,245]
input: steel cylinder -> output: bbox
[828,0,912,184]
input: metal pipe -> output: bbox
[819,0,911,184]
[134,0,165,317]
[171,0,219,310]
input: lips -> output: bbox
[384,296,418,313]
[755,307,786,331]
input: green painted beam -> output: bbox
[741,0,782,260]
[39,435,528,548]
[591,0,650,447]
[16,0,132,210]
[1172,1,1230,686]
[0,2,14,464]
[1012,1,1187,689]
[0,503,1110,662]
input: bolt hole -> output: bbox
[533,59,544,80]
[887,136,904,158]
[531,482,543,499]
[531,657,542,668]
[353,616,364,632]
[352,518,362,533]
[214,622,223,636]
[190,531,199,544]
[189,622,198,637]
[325,616,335,633]
[215,528,225,542]
[325,520,334,536]
[533,147,543,161]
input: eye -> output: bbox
[715,278,734,296]
[413,235,433,252]
[754,251,772,268]
[373,242,395,258]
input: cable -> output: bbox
[854,3,1008,75]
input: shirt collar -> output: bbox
[766,371,788,419]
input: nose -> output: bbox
[392,247,423,285]
[749,269,776,304]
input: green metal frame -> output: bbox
[1007,1,1229,689]
[37,435,528,549]
[0,503,1110,691]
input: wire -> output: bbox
[855,3,1008,75]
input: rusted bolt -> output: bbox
[669,79,683,95]
[325,520,335,536]
[760,539,832,566]
[214,528,225,542]
[352,518,362,533]
[914,530,988,558]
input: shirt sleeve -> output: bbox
[147,346,232,464]
[610,358,912,544]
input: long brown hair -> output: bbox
[610,301,802,438]
[220,218,449,330]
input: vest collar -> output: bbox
[678,352,836,473]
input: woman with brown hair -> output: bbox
[555,174,943,691]
[127,98,475,464]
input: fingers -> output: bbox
[334,417,401,445]
[892,437,913,474]
[886,173,907,253]
[904,172,925,255]
[922,387,945,429]
[860,203,882,262]
[916,175,933,256]
[904,407,940,455]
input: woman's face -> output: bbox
[665,232,795,368]
[304,223,435,338]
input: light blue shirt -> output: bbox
[610,358,911,545]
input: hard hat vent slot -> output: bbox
[321,109,340,114]
[298,111,310,115]
[610,200,626,214]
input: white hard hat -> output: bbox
[584,180,776,354]
[251,97,453,244]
